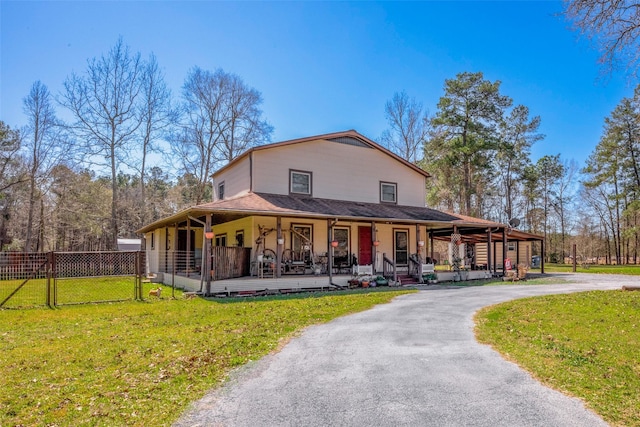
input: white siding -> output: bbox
[213,155,251,200]
[252,139,427,206]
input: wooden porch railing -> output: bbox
[382,253,397,283]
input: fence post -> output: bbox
[46,252,52,308]
[52,252,57,307]
[135,251,142,300]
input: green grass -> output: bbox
[475,290,640,427]
[0,276,156,308]
[535,263,640,275]
[0,287,413,427]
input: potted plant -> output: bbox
[360,275,371,288]
[452,256,462,281]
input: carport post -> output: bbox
[502,228,507,276]
[487,229,492,274]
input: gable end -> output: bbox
[328,136,373,149]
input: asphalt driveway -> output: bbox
[175,273,638,426]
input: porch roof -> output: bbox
[136,192,542,242]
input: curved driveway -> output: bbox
[175,273,638,426]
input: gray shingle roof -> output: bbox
[253,193,459,222]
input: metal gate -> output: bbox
[0,251,144,309]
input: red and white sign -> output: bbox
[504,258,513,270]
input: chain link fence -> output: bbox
[0,251,147,309]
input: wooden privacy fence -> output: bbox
[0,251,145,309]
[212,247,251,280]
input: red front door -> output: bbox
[358,226,372,265]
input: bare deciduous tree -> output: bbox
[136,54,175,225]
[564,0,640,76]
[0,121,24,193]
[60,38,144,248]
[22,81,64,251]
[381,91,430,163]
[173,67,272,205]
[0,121,25,250]
[220,73,273,162]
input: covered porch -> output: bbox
[138,192,544,295]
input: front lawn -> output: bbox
[475,290,640,426]
[0,288,413,426]
[0,276,154,308]
[534,263,640,275]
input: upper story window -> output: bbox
[218,181,225,200]
[380,182,397,204]
[290,170,312,195]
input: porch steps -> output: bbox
[396,274,420,285]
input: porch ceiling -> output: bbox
[431,227,542,243]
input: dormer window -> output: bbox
[380,182,397,203]
[218,181,225,200]
[290,170,312,195]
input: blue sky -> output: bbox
[0,1,632,168]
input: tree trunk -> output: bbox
[111,139,119,250]
[24,173,37,252]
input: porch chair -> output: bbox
[352,264,373,276]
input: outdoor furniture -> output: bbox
[352,264,373,276]
[334,262,351,274]
[259,257,276,278]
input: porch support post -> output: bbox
[187,219,191,278]
[328,219,335,286]
[502,228,507,276]
[164,226,169,274]
[276,217,282,278]
[430,230,434,262]
[493,240,498,273]
[487,229,492,274]
[541,239,546,274]
[416,224,422,282]
[371,222,377,272]
[173,223,178,273]
[205,214,212,295]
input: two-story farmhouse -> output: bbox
[137,130,544,294]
